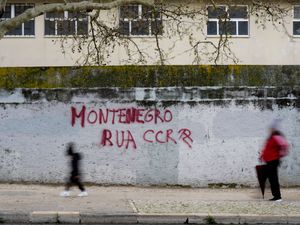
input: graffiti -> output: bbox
[143,128,193,148]
[99,128,193,149]
[179,129,193,148]
[100,129,137,149]
[71,106,193,149]
[71,106,173,127]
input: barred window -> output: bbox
[119,4,162,36]
[293,6,300,36]
[0,3,35,36]
[207,5,249,36]
[44,11,88,36]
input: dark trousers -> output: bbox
[65,175,85,192]
[266,159,281,198]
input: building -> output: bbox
[0,0,299,66]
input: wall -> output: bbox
[0,1,300,66]
[0,86,299,186]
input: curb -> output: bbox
[0,212,29,223]
[58,212,80,224]
[80,213,137,224]
[30,211,58,223]
[0,211,300,224]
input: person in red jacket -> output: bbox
[260,119,289,202]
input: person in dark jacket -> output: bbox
[260,119,289,202]
[60,142,88,197]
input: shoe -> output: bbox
[78,191,88,197]
[60,191,70,197]
[269,197,282,202]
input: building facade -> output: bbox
[0,1,299,66]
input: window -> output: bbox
[45,11,88,36]
[0,4,35,36]
[119,4,162,36]
[207,5,249,36]
[293,6,300,36]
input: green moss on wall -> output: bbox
[0,65,299,89]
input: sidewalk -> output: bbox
[1,184,300,224]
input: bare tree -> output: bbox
[0,0,295,65]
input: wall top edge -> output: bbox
[0,87,299,106]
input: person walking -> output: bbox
[260,119,289,202]
[60,142,88,197]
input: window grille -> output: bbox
[0,3,35,36]
[44,10,88,36]
[119,4,162,36]
[207,5,249,36]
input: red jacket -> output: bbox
[260,134,289,162]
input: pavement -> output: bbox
[0,184,300,224]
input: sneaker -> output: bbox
[269,197,282,202]
[78,191,88,197]
[60,191,70,197]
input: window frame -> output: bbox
[44,10,89,37]
[206,5,250,38]
[119,4,163,37]
[0,3,35,37]
[293,5,300,37]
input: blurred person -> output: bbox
[260,119,289,202]
[60,142,88,197]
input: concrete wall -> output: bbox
[0,87,299,186]
[0,1,300,66]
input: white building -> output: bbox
[0,1,300,66]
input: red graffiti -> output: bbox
[71,105,193,150]
[166,129,177,144]
[143,129,177,144]
[143,129,194,147]
[71,106,173,127]
[100,128,192,149]
[178,128,193,148]
[143,130,155,143]
[71,106,86,127]
[100,129,137,149]
[87,110,98,124]
[100,129,113,147]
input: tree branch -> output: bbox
[0,0,7,18]
[0,0,155,38]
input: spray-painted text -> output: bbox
[71,106,193,149]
